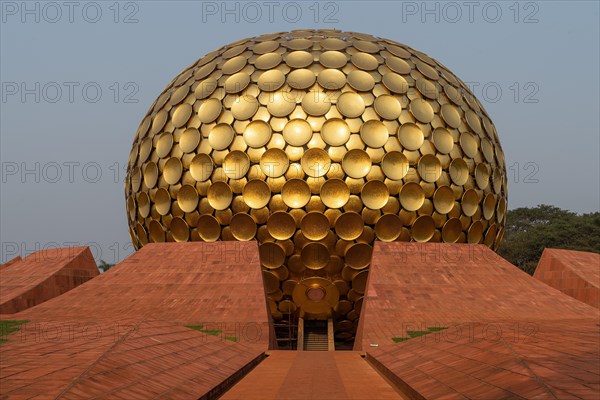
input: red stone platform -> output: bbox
[0,242,271,399]
[0,256,22,269]
[534,248,600,309]
[0,247,98,314]
[356,243,600,399]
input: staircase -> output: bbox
[303,320,329,351]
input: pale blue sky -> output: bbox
[1,1,599,263]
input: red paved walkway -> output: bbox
[535,248,600,309]
[0,242,270,399]
[356,243,600,399]
[0,247,97,314]
[222,351,404,400]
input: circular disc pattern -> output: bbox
[125,29,507,341]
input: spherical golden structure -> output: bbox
[125,30,507,339]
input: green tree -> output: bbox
[497,204,600,274]
[97,260,115,273]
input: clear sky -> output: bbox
[1,0,599,263]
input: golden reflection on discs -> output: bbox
[352,270,369,294]
[267,211,296,240]
[255,52,282,69]
[180,128,201,153]
[320,50,348,68]
[260,242,286,269]
[164,158,183,185]
[137,192,150,218]
[442,218,462,243]
[302,91,331,116]
[318,69,346,90]
[244,120,272,148]
[301,242,330,270]
[287,68,316,90]
[462,189,479,217]
[143,162,158,188]
[433,186,454,214]
[198,98,222,124]
[286,50,313,68]
[172,103,192,128]
[282,179,311,208]
[361,180,389,210]
[483,193,496,220]
[468,220,484,243]
[283,119,313,147]
[243,179,271,209]
[149,220,165,243]
[322,118,351,147]
[381,151,409,180]
[475,163,490,190]
[399,182,425,211]
[398,123,424,151]
[360,120,389,148]
[342,149,371,178]
[417,154,442,182]
[263,270,280,294]
[154,187,171,216]
[171,217,190,242]
[207,181,233,210]
[449,158,469,186]
[460,132,478,158]
[337,92,365,118]
[345,243,372,270]
[156,133,173,158]
[258,69,286,91]
[432,127,454,154]
[231,95,259,120]
[260,148,289,177]
[321,179,350,208]
[441,104,461,128]
[375,214,402,241]
[409,98,434,123]
[230,213,257,240]
[197,214,221,241]
[347,70,375,92]
[223,150,250,179]
[334,212,363,240]
[374,95,402,120]
[382,73,408,94]
[190,153,213,182]
[300,212,330,241]
[208,123,235,151]
[412,215,435,242]
[177,184,199,213]
[301,148,331,178]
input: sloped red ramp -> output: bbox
[535,248,600,309]
[0,247,98,314]
[0,242,271,399]
[356,243,600,399]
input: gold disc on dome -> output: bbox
[336,92,365,118]
[267,211,296,240]
[258,69,286,91]
[385,56,411,74]
[483,193,496,220]
[321,118,351,147]
[154,188,172,216]
[282,179,311,208]
[375,214,402,242]
[345,243,372,269]
[225,72,250,93]
[207,181,233,210]
[409,98,434,123]
[462,189,479,217]
[260,148,289,177]
[301,242,330,270]
[164,157,183,185]
[198,98,222,124]
[179,128,201,153]
[208,123,235,151]
[361,180,389,210]
[137,192,150,218]
[468,220,484,243]
[382,72,409,94]
[374,95,402,120]
[417,154,442,182]
[148,220,165,243]
[320,50,348,69]
[263,270,280,294]
[398,123,424,151]
[177,184,199,213]
[475,163,490,190]
[244,120,272,148]
[432,127,454,154]
[321,179,350,209]
[441,104,461,128]
[352,270,369,294]
[172,103,192,128]
[287,69,317,90]
[412,215,435,242]
[449,158,469,186]
[197,214,221,242]
[243,179,271,209]
[267,91,297,117]
[460,132,479,158]
[360,120,389,148]
[317,69,346,90]
[399,182,425,211]
[285,50,313,68]
[283,119,313,147]
[381,151,409,180]
[143,162,158,189]
[231,95,259,120]
[301,91,331,116]
[223,150,250,179]
[335,212,364,240]
[347,70,375,92]
[230,213,257,240]
[190,153,213,182]
[300,212,330,241]
[442,217,462,243]
[433,186,454,214]
[255,52,282,70]
[342,149,371,178]
[156,133,173,158]
[170,217,190,242]
[259,242,286,269]
[301,148,331,178]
